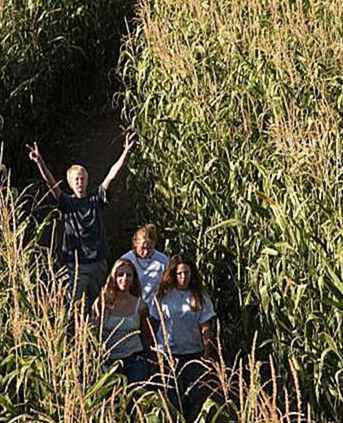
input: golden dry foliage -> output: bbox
[0,179,314,421]
[119,1,343,421]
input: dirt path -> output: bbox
[68,111,136,262]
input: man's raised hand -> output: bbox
[26,142,61,198]
[26,142,42,163]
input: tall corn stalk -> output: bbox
[0,0,134,181]
[118,0,343,421]
[0,180,127,421]
[0,175,313,421]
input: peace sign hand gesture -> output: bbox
[25,142,61,199]
[26,142,42,163]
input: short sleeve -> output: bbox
[199,294,216,324]
[96,185,108,206]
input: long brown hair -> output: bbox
[92,259,141,321]
[156,254,204,311]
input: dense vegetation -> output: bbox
[0,186,310,423]
[118,0,343,421]
[1,0,342,421]
[0,0,134,183]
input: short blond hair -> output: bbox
[66,165,88,188]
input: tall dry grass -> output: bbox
[0,168,314,421]
[118,1,343,421]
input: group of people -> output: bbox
[27,137,216,419]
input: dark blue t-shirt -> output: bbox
[58,186,107,264]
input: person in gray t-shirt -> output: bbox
[150,254,216,421]
[27,135,135,314]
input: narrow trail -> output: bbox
[68,111,136,262]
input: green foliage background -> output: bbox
[0,0,134,182]
[118,0,343,420]
[1,0,342,420]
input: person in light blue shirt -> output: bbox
[121,224,168,311]
[150,254,216,421]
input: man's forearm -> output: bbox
[36,158,53,184]
[36,158,61,198]
[101,148,131,191]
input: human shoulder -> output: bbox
[199,291,216,322]
[58,191,71,209]
[60,190,95,201]
[72,186,106,206]
[90,185,107,203]
[151,250,168,264]
[96,184,107,197]
[121,250,135,261]
[201,291,214,306]
[58,190,92,208]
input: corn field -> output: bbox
[1,0,342,421]
[0,177,312,421]
[0,0,134,182]
[118,0,343,421]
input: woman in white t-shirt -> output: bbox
[92,258,152,383]
[121,224,168,311]
[150,254,216,421]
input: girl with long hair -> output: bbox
[150,254,216,421]
[93,258,152,383]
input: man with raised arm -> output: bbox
[27,135,135,315]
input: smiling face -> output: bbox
[67,166,88,198]
[115,264,134,292]
[175,263,191,290]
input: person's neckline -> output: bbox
[134,250,155,269]
[107,296,139,317]
[134,249,155,260]
[175,287,190,292]
[71,193,88,199]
